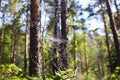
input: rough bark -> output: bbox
[106,0,120,66]
[52,0,59,74]
[60,0,68,70]
[29,0,42,76]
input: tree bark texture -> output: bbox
[106,0,120,66]
[60,0,69,70]
[29,0,42,76]
[52,0,59,74]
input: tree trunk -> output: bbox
[60,0,68,70]
[106,0,120,67]
[52,0,59,74]
[102,12,113,73]
[72,17,76,71]
[0,25,4,63]
[24,11,29,74]
[0,0,1,8]
[73,29,76,71]
[11,14,17,64]
[0,9,5,63]
[29,0,42,76]
[84,32,88,77]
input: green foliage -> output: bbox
[46,69,74,80]
[111,67,120,80]
[0,24,12,63]
[1,0,120,80]
[0,64,43,80]
[10,0,23,13]
[0,22,25,65]
[0,64,26,80]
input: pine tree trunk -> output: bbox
[52,0,59,74]
[24,11,29,74]
[102,12,113,73]
[12,25,16,63]
[60,0,69,70]
[29,0,42,76]
[11,14,17,64]
[106,0,120,67]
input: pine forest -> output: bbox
[0,0,120,80]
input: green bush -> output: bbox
[111,66,120,80]
[0,64,26,80]
[46,69,75,80]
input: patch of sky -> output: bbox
[77,0,107,36]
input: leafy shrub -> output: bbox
[46,69,75,80]
[0,64,26,80]
[111,66,120,80]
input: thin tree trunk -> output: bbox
[0,9,5,63]
[29,0,42,76]
[102,12,113,73]
[84,32,88,78]
[12,26,16,63]
[0,25,4,63]
[73,29,76,70]
[0,0,1,8]
[73,17,76,71]
[106,0,120,67]
[24,11,29,74]
[11,14,17,64]
[41,28,45,80]
[52,0,59,74]
[60,0,69,70]
[97,60,101,78]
